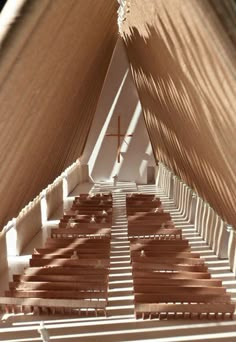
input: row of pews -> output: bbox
[0,193,112,316]
[126,193,235,320]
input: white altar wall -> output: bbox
[81,38,155,184]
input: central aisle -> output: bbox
[107,190,134,317]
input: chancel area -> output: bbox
[0,0,236,341]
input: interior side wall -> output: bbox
[0,0,117,228]
[122,0,236,227]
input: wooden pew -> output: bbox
[134,285,226,295]
[51,227,111,238]
[5,290,107,300]
[29,258,110,268]
[128,214,171,223]
[44,238,111,249]
[73,199,112,206]
[133,277,222,287]
[24,266,109,276]
[128,221,174,229]
[61,214,112,221]
[131,251,200,258]
[59,217,111,224]
[135,302,235,320]
[71,205,112,212]
[34,247,110,255]
[31,253,109,260]
[75,193,112,199]
[9,281,107,291]
[127,194,159,199]
[131,245,191,253]
[130,239,189,246]
[64,209,112,217]
[58,221,111,228]
[128,227,181,239]
[13,274,108,283]
[126,201,161,208]
[133,270,212,279]
[132,256,204,266]
[127,208,164,214]
[132,262,208,273]
[0,295,108,316]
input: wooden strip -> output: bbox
[5,290,107,299]
[9,281,107,291]
[0,296,106,308]
[24,267,109,276]
[133,278,222,286]
[132,256,204,265]
[130,239,188,245]
[131,251,200,258]
[51,227,111,238]
[133,271,211,279]
[34,247,110,254]
[134,285,225,295]
[29,258,110,268]
[135,293,231,303]
[131,245,191,252]
[135,303,235,314]
[132,262,208,272]
[32,253,109,259]
[13,274,108,283]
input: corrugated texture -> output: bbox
[0,0,117,228]
[209,0,236,47]
[121,0,236,227]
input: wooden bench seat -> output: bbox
[133,278,222,287]
[127,194,159,199]
[72,200,112,207]
[134,285,226,295]
[126,201,161,208]
[44,241,110,249]
[58,222,111,228]
[132,262,208,272]
[71,205,112,212]
[135,293,230,303]
[131,251,200,258]
[0,295,108,316]
[9,281,107,291]
[44,237,110,248]
[29,258,110,268]
[128,222,174,229]
[5,290,107,300]
[75,193,112,199]
[34,247,110,255]
[127,208,164,214]
[51,227,111,238]
[128,227,181,239]
[135,302,235,320]
[127,212,171,218]
[130,239,188,246]
[24,266,109,276]
[133,270,211,279]
[64,209,112,217]
[60,214,112,224]
[59,217,111,224]
[128,216,171,224]
[32,253,109,259]
[13,274,108,283]
[131,245,191,252]
[132,256,204,266]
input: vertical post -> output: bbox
[118,115,121,163]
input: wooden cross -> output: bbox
[106,115,133,163]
